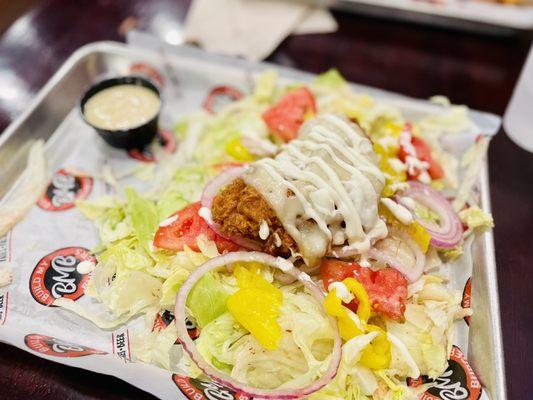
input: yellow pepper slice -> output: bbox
[359,325,392,370]
[343,278,371,323]
[379,203,431,252]
[225,138,255,162]
[227,265,282,350]
[324,289,363,341]
[324,278,391,370]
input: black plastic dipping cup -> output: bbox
[80,76,161,150]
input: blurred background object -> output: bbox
[0,0,39,34]
[184,0,337,61]
[504,44,533,152]
[305,0,533,32]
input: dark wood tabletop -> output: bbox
[1,1,532,399]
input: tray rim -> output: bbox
[331,0,533,30]
[0,40,507,400]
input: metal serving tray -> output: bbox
[0,41,507,400]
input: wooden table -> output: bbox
[1,1,531,399]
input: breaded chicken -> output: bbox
[211,179,296,257]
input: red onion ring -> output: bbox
[203,86,243,114]
[397,181,462,249]
[368,228,425,282]
[328,244,363,259]
[200,167,262,251]
[174,251,342,399]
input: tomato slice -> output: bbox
[262,87,316,142]
[153,202,239,253]
[320,259,408,321]
[399,134,444,180]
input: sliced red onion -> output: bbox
[397,181,462,249]
[200,166,262,251]
[175,251,342,399]
[328,245,361,259]
[368,228,425,282]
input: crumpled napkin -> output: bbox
[184,0,338,61]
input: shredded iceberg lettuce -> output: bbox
[459,206,494,233]
[254,69,278,102]
[386,275,468,378]
[125,188,159,253]
[313,69,347,88]
[186,272,229,328]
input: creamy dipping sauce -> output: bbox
[84,84,160,130]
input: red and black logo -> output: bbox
[37,169,93,211]
[128,129,177,162]
[129,62,164,88]
[152,310,200,341]
[462,278,471,325]
[203,86,243,114]
[407,346,482,400]
[173,374,251,400]
[30,247,96,306]
[25,333,106,358]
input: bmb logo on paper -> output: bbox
[128,129,176,162]
[37,169,93,211]
[407,346,482,400]
[461,278,472,326]
[152,310,200,341]
[172,374,252,400]
[25,333,106,357]
[30,247,96,306]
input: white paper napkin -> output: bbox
[184,0,337,61]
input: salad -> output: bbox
[55,69,493,399]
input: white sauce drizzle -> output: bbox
[273,233,282,247]
[389,182,410,193]
[405,156,429,177]
[328,281,354,303]
[380,198,413,225]
[243,114,387,266]
[377,135,399,149]
[418,170,431,184]
[198,206,213,224]
[259,220,270,240]
[399,196,416,210]
[388,158,407,173]
[159,214,178,227]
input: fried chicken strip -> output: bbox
[211,179,296,257]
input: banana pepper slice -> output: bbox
[324,277,391,370]
[227,264,282,350]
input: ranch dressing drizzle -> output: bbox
[306,126,383,188]
[294,132,381,226]
[243,114,387,266]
